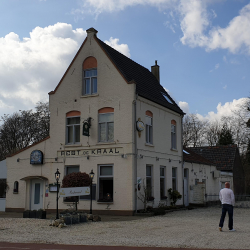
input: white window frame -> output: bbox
[160,166,166,199]
[172,167,177,191]
[146,165,153,198]
[171,124,177,149]
[66,116,80,145]
[83,68,97,95]
[98,113,114,142]
[146,115,153,144]
[98,165,113,202]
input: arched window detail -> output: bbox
[66,111,81,144]
[171,120,177,149]
[98,107,114,142]
[145,111,153,144]
[83,57,97,95]
[13,181,19,193]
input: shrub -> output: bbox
[168,188,182,206]
[62,172,91,188]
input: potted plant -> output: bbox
[23,210,30,218]
[168,188,182,207]
[30,210,37,218]
[36,209,46,219]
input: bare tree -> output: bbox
[0,102,50,160]
[183,113,208,147]
[204,120,222,146]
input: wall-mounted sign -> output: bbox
[49,183,60,192]
[59,186,90,197]
[30,150,43,164]
[57,147,123,158]
[83,121,90,137]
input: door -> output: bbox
[184,169,189,206]
[31,179,44,210]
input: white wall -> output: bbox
[0,160,7,211]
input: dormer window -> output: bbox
[83,57,97,95]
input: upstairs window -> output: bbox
[98,108,114,142]
[66,111,81,144]
[83,57,97,95]
[146,111,153,144]
[171,120,177,149]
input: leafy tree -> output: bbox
[168,188,182,207]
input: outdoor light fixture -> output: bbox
[89,169,95,214]
[169,159,171,162]
[156,157,159,161]
[55,168,60,219]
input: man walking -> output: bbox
[219,182,235,232]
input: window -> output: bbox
[146,111,153,144]
[66,112,80,144]
[171,120,177,149]
[83,69,97,95]
[99,108,114,142]
[98,165,113,202]
[146,165,153,198]
[83,57,97,95]
[160,166,166,199]
[172,168,177,191]
[13,181,19,193]
[64,166,79,202]
[0,179,7,198]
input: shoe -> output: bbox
[219,227,223,231]
[229,229,236,232]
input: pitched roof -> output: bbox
[187,145,238,171]
[96,38,184,115]
[183,147,214,166]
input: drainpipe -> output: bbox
[133,92,138,213]
[181,114,185,207]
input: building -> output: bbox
[183,148,233,206]
[0,160,7,211]
[5,28,184,215]
[188,145,245,195]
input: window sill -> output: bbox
[97,201,113,204]
[171,148,178,152]
[145,143,154,147]
[81,94,99,98]
[97,141,116,145]
[64,144,82,148]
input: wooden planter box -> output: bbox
[36,210,46,219]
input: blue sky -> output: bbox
[0,0,249,122]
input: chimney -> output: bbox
[86,27,98,38]
[151,60,160,82]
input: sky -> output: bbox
[0,0,250,123]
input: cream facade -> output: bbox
[6,28,184,215]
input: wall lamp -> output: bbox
[169,159,171,162]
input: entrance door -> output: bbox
[184,169,189,206]
[31,179,44,210]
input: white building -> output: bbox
[6,28,184,215]
[0,160,7,211]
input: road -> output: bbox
[0,242,239,250]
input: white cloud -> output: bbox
[105,37,131,57]
[0,23,131,117]
[0,23,86,117]
[179,101,189,113]
[199,98,248,122]
[209,63,219,72]
[179,1,250,54]
[223,85,227,89]
[75,0,250,55]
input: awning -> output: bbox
[20,176,48,181]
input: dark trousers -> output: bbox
[219,204,233,230]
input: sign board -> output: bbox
[30,150,43,164]
[59,186,90,197]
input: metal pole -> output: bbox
[56,179,59,219]
[90,178,92,214]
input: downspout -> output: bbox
[181,114,185,207]
[133,91,138,214]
